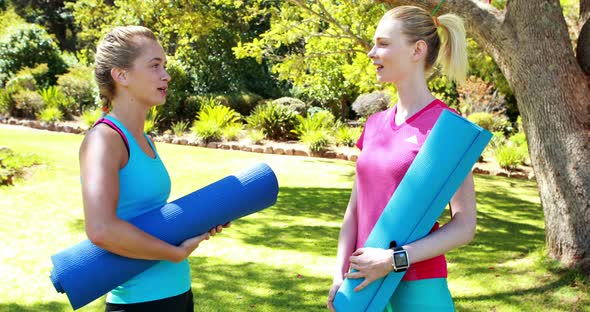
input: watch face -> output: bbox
[393,251,408,267]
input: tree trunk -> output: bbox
[501,1,590,268]
[379,0,590,271]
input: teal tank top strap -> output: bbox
[143,133,159,157]
[101,115,160,160]
[93,116,130,158]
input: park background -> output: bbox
[0,0,588,311]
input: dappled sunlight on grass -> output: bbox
[189,257,328,311]
[0,127,587,311]
[447,175,588,312]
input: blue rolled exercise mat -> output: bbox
[333,110,492,312]
[50,162,279,310]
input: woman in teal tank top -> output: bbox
[79,26,229,312]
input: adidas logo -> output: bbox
[405,135,418,144]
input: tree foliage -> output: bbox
[0,23,67,88]
[67,0,281,99]
[234,0,386,110]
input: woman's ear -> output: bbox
[111,67,129,86]
[412,40,428,62]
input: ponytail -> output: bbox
[437,14,468,82]
[384,6,468,83]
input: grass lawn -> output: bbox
[0,126,587,312]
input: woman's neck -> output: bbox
[109,94,149,137]
[394,74,435,123]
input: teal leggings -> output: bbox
[384,278,455,312]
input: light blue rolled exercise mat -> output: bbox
[334,110,492,312]
[50,163,279,310]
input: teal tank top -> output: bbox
[99,115,191,304]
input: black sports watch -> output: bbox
[391,246,410,272]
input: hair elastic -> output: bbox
[433,16,440,27]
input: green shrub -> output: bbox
[5,75,36,92]
[57,66,97,115]
[494,144,525,170]
[213,94,231,107]
[191,102,241,143]
[247,129,266,145]
[39,86,76,119]
[81,108,102,129]
[182,95,202,121]
[468,112,511,133]
[0,24,67,88]
[300,129,331,153]
[7,64,49,91]
[516,116,524,133]
[0,9,26,38]
[144,107,159,135]
[508,132,529,165]
[5,70,39,91]
[335,126,363,147]
[0,147,42,186]
[246,102,299,141]
[351,91,390,118]
[491,113,511,133]
[0,85,19,116]
[192,120,222,143]
[272,97,307,116]
[198,101,241,127]
[489,131,505,150]
[509,132,527,147]
[37,106,63,123]
[468,112,494,131]
[293,110,335,151]
[171,120,189,137]
[229,92,263,116]
[222,123,243,141]
[293,109,335,138]
[12,90,44,118]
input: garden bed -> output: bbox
[0,116,535,180]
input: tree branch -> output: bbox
[287,0,371,50]
[263,49,367,63]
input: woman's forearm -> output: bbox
[333,217,358,282]
[86,218,184,262]
[402,211,475,264]
[333,180,359,282]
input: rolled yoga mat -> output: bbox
[50,162,279,310]
[333,110,492,312]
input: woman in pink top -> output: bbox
[327,5,475,312]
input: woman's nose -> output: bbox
[162,70,171,82]
[367,46,376,58]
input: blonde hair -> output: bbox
[384,6,468,82]
[94,26,158,109]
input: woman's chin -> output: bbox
[151,98,167,106]
[376,76,391,83]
